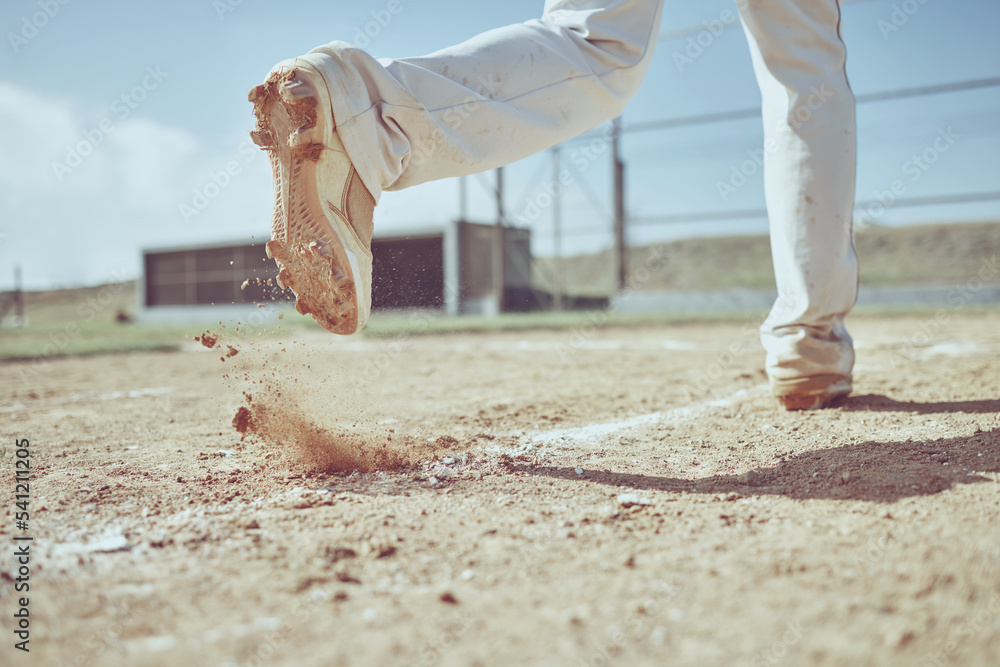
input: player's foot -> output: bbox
[249,58,375,335]
[773,376,852,411]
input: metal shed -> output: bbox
[138,221,536,324]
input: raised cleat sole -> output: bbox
[261,227,358,334]
[251,62,364,335]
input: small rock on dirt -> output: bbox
[326,546,357,562]
[617,493,652,508]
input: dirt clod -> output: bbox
[196,332,218,349]
[232,407,254,435]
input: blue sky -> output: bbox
[1,0,998,289]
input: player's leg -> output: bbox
[737,0,859,409]
[250,0,664,334]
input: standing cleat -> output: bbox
[774,376,852,411]
[250,58,375,335]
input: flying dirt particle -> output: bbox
[326,546,357,563]
[439,592,459,605]
[241,279,250,291]
[232,407,254,435]
[227,345,240,358]
[196,332,218,349]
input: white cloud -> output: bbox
[0,83,78,192]
[0,81,267,289]
[0,80,534,289]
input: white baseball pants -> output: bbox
[302,0,858,395]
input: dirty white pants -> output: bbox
[304,0,857,394]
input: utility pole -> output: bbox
[14,264,23,322]
[493,167,506,315]
[552,146,564,312]
[458,176,468,223]
[612,116,627,291]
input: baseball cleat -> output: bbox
[249,58,375,335]
[774,376,852,411]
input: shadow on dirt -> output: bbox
[517,428,1000,503]
[840,394,1000,415]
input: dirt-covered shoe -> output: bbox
[774,376,852,411]
[249,58,375,335]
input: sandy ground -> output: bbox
[2,312,1000,667]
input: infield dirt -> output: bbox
[2,312,999,666]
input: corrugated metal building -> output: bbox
[138,221,536,324]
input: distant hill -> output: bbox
[4,221,998,317]
[532,220,1000,297]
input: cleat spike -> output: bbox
[276,268,291,290]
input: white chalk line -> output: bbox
[499,385,767,453]
[313,339,726,353]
